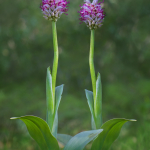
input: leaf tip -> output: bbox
[124,119,137,122]
[98,129,103,133]
[10,117,18,120]
[47,66,51,74]
[130,119,137,122]
[97,72,101,78]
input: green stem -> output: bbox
[89,29,96,101]
[52,21,58,101]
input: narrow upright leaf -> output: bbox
[91,116,96,130]
[54,84,64,117]
[64,129,103,150]
[11,116,60,150]
[95,72,102,128]
[85,89,94,118]
[85,89,96,129]
[57,134,72,146]
[52,84,64,138]
[46,67,54,131]
[52,112,58,138]
[91,118,136,150]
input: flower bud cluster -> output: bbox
[79,0,105,30]
[40,0,70,22]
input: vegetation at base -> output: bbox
[0,80,150,149]
[0,0,150,149]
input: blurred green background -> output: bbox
[0,0,150,149]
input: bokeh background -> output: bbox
[0,0,150,149]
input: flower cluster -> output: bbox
[79,0,106,30]
[40,0,70,21]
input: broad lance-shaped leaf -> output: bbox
[46,67,54,131]
[64,129,103,150]
[85,89,96,130]
[95,72,102,129]
[13,117,48,150]
[91,118,136,150]
[57,134,72,146]
[10,116,60,150]
[52,84,64,138]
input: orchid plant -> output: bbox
[11,0,136,150]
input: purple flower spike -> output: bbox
[79,0,106,29]
[40,0,70,22]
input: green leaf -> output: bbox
[64,129,103,150]
[10,116,60,150]
[57,134,72,146]
[85,90,94,119]
[91,116,96,130]
[95,72,102,128]
[91,118,136,150]
[52,84,64,138]
[52,112,58,138]
[85,89,96,130]
[54,84,64,117]
[46,67,54,131]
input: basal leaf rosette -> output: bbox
[40,0,70,21]
[79,0,106,30]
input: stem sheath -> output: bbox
[52,21,58,101]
